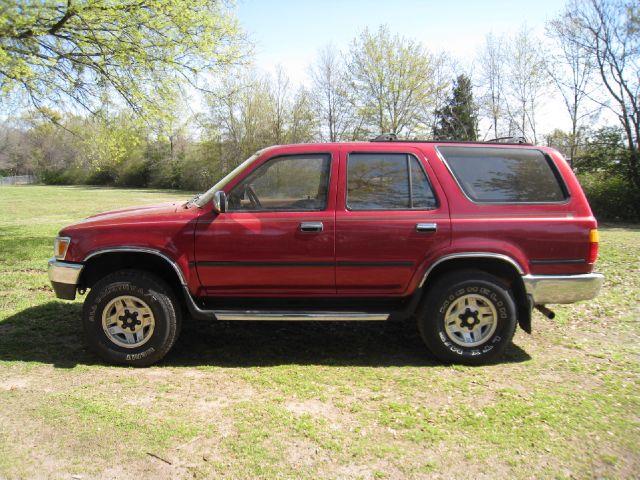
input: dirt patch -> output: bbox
[285,398,339,420]
[0,377,30,391]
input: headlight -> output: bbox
[54,236,71,260]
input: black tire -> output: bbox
[417,270,517,365]
[82,269,181,367]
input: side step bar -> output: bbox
[214,311,389,321]
[181,287,390,321]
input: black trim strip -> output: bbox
[530,259,586,265]
[196,261,333,267]
[194,261,414,268]
[337,261,414,267]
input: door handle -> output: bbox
[299,221,324,233]
[416,222,437,233]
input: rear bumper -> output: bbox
[48,258,83,300]
[522,273,604,305]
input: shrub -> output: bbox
[39,168,80,185]
[85,169,117,186]
[117,160,151,188]
[578,173,640,222]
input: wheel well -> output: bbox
[421,257,532,333]
[79,252,185,301]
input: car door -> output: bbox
[194,148,338,296]
[335,145,451,295]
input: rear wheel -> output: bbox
[417,270,517,365]
[82,270,181,367]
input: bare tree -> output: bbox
[547,17,598,166]
[289,87,317,143]
[555,0,640,188]
[0,123,32,176]
[206,70,274,169]
[270,66,290,144]
[504,27,550,143]
[477,33,506,138]
[309,46,352,141]
[206,66,318,168]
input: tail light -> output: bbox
[587,229,599,263]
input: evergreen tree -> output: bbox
[432,75,478,141]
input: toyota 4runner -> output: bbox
[48,138,604,366]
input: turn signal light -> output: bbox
[587,229,599,263]
[54,236,71,260]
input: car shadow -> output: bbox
[0,302,531,368]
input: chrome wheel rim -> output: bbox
[101,295,155,349]
[444,294,498,347]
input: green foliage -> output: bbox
[347,25,447,136]
[37,168,76,185]
[574,127,630,175]
[578,172,640,221]
[432,74,478,141]
[0,0,245,116]
[544,128,588,165]
[546,126,640,221]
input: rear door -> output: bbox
[335,145,451,295]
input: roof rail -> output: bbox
[367,134,533,146]
[486,136,529,144]
[371,133,398,142]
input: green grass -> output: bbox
[0,185,638,479]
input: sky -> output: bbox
[236,0,573,137]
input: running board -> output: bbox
[213,311,390,321]
[181,287,391,322]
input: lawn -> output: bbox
[0,185,638,479]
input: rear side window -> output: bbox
[439,146,567,203]
[347,153,437,210]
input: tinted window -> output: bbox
[439,147,567,203]
[228,154,331,211]
[409,156,437,208]
[347,153,437,210]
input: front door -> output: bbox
[335,146,451,295]
[194,150,338,296]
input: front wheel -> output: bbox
[417,270,517,365]
[82,270,181,367]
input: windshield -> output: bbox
[194,150,264,207]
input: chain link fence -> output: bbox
[0,175,36,186]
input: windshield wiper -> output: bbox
[185,193,202,207]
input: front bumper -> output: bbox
[522,273,604,305]
[48,258,83,300]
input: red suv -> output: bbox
[48,138,604,366]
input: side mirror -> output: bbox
[213,190,227,213]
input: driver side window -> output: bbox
[227,154,331,212]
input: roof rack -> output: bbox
[486,136,529,144]
[371,133,398,142]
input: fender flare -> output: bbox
[83,247,188,286]
[418,252,525,288]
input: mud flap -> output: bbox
[518,295,533,334]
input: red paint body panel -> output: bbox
[60,202,201,291]
[58,141,599,300]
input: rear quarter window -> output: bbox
[438,146,568,203]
